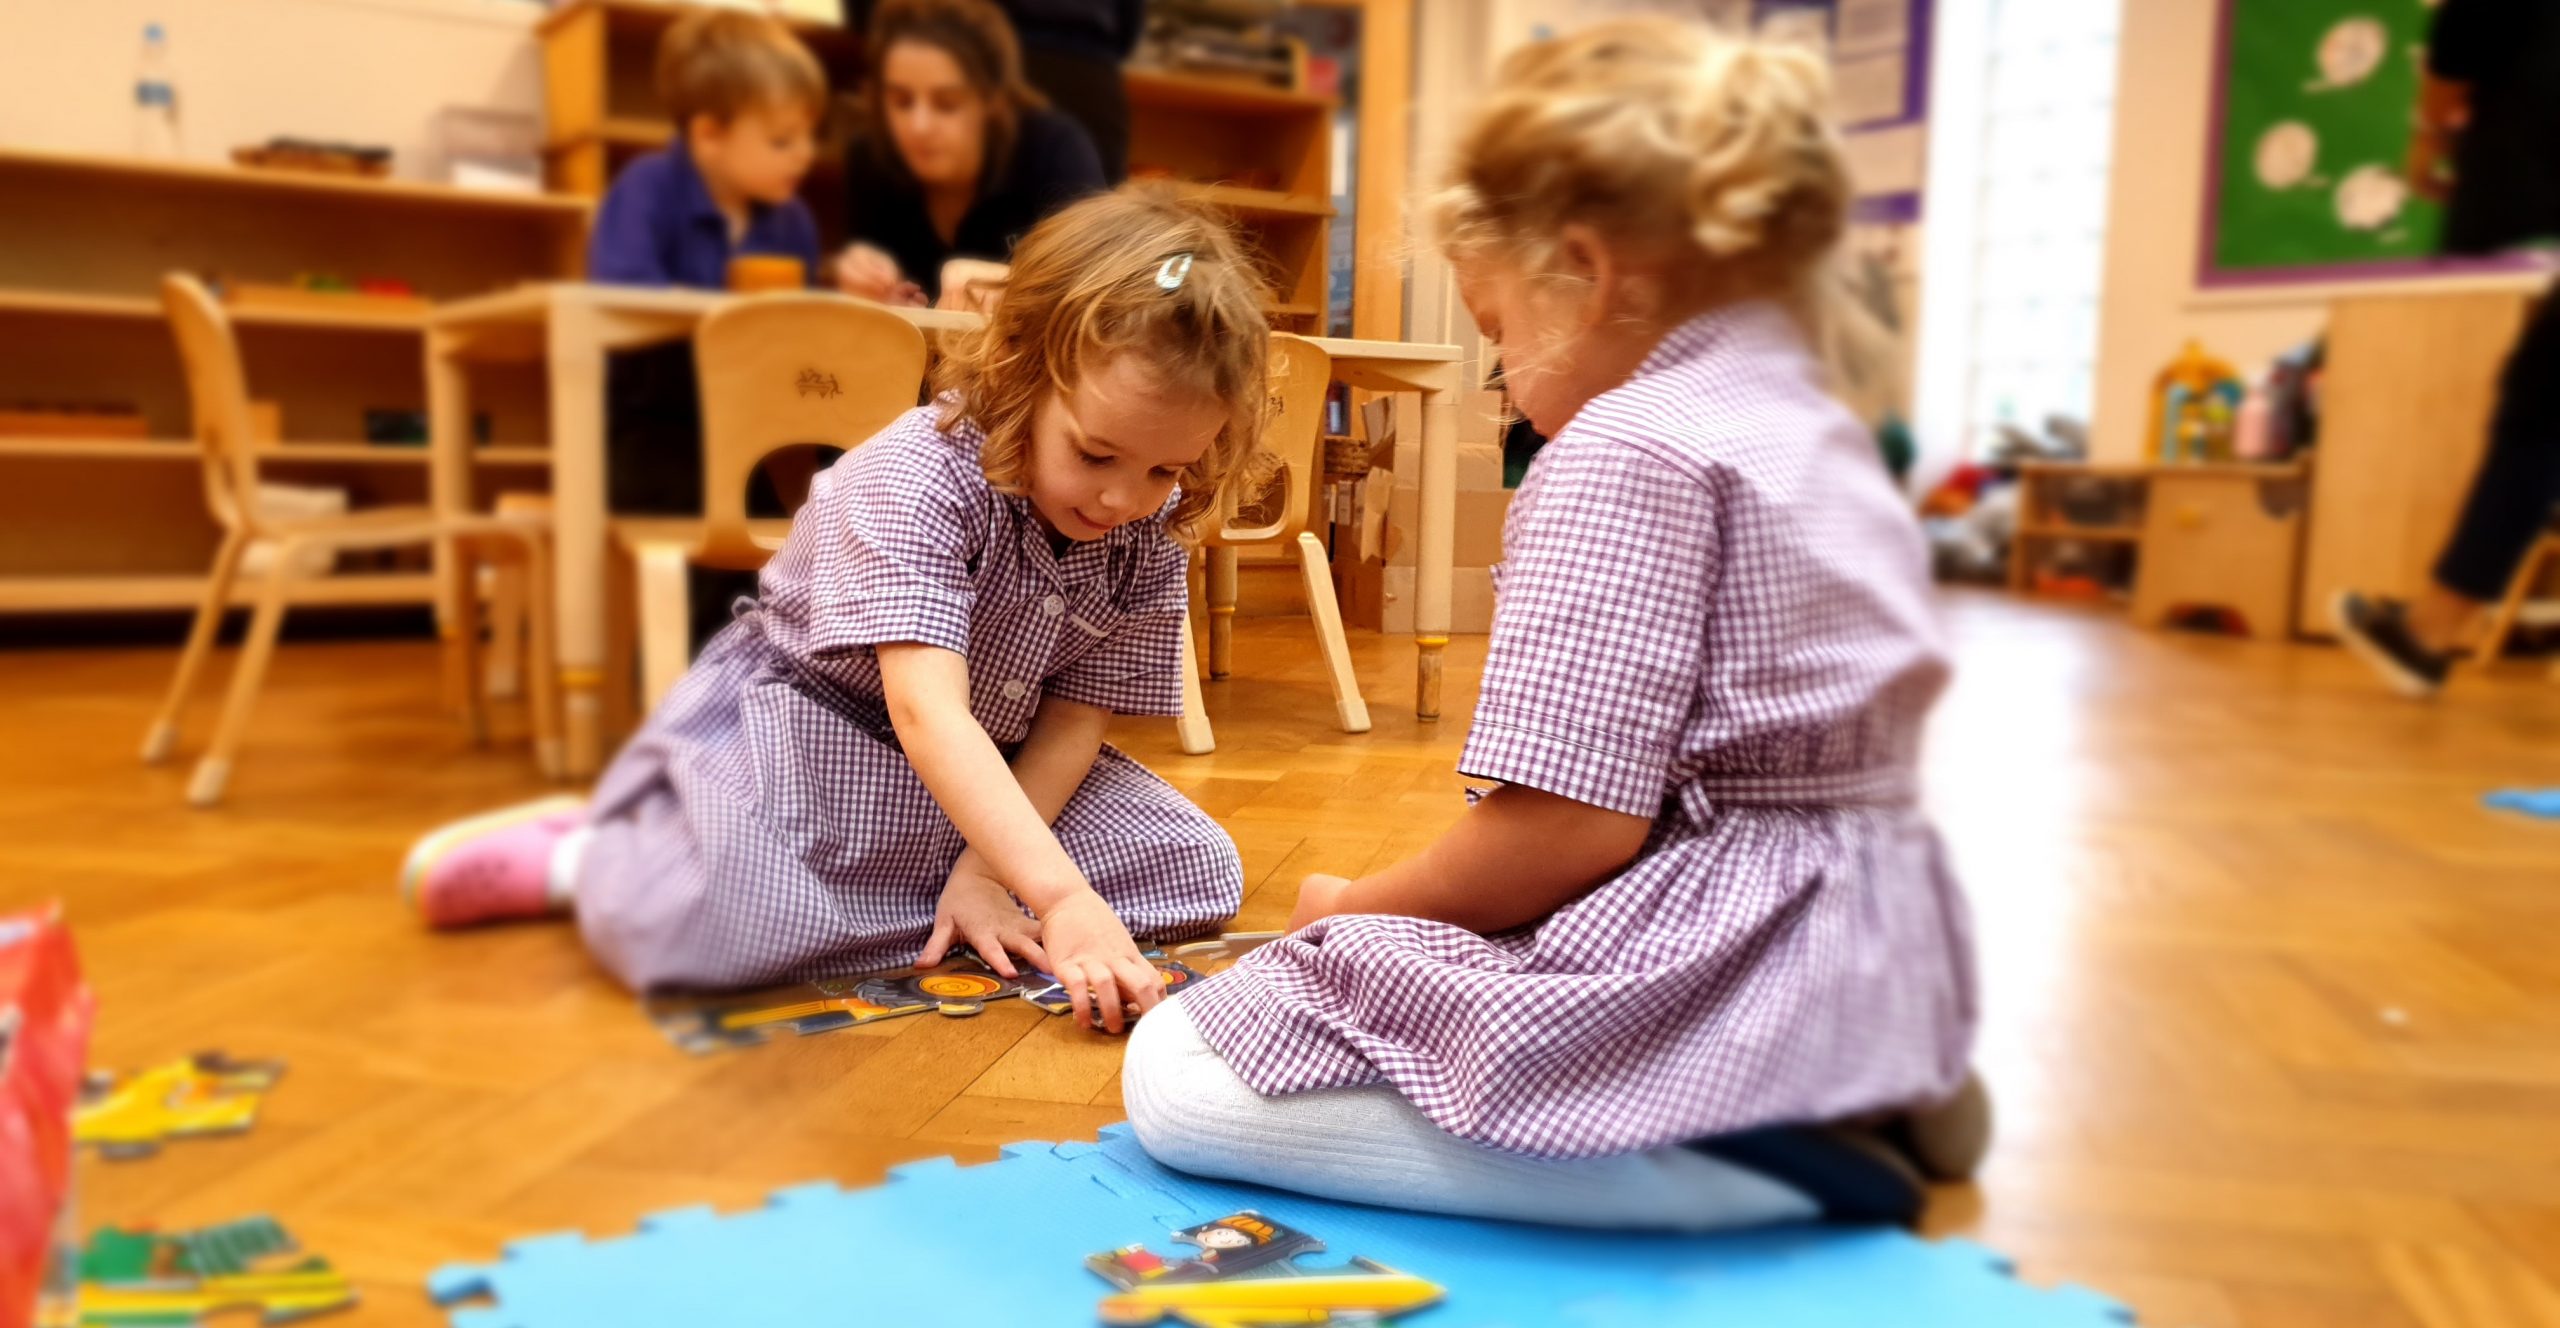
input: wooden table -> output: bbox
[426,282,1462,779]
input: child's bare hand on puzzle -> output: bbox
[919,853,1046,978]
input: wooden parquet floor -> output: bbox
[6,591,2560,1327]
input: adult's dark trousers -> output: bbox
[2434,284,2560,601]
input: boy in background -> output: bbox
[589,11,830,638]
[590,8,827,289]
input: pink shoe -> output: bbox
[399,795,585,928]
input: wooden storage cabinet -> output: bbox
[0,148,586,616]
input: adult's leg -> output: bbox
[2424,290,2560,637]
[1121,996,1827,1231]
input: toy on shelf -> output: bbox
[74,1215,354,1326]
[218,274,427,320]
[643,932,1275,1055]
[2148,340,2246,463]
[1,906,92,1328]
[1088,1211,1445,1328]
[230,138,391,178]
[0,404,148,441]
[74,1051,285,1160]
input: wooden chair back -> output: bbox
[1211,333,1331,546]
[162,274,265,537]
[692,293,930,568]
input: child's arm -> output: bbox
[586,174,676,286]
[1295,785,1649,934]
[915,693,1108,969]
[878,644,1161,1030]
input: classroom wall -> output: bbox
[2086,0,2325,463]
[0,0,543,183]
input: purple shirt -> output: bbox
[587,145,823,289]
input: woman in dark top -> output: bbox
[834,0,1106,307]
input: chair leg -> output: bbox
[144,530,250,764]
[485,558,527,700]
[1295,531,1371,734]
[521,534,566,781]
[186,553,295,807]
[603,538,644,739]
[451,539,492,748]
[635,542,693,715]
[2475,534,2559,670]
[1176,600,1215,755]
[1206,545,1238,680]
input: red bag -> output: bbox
[0,907,92,1328]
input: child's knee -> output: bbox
[1120,996,1238,1169]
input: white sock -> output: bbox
[547,826,592,911]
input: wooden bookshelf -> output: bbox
[1126,70,1337,334]
[0,148,587,617]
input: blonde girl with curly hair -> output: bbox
[1124,17,1987,1228]
[401,189,1265,1031]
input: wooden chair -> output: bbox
[143,275,557,806]
[616,293,929,711]
[2475,513,2560,677]
[1179,334,1369,754]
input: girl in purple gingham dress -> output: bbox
[402,192,1266,1026]
[1124,19,1983,1228]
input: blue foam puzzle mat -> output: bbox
[429,1125,2131,1327]
[2486,788,2560,819]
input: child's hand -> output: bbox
[1289,873,1354,931]
[834,243,904,302]
[1037,891,1162,1034]
[918,859,1047,978]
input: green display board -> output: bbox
[2205,0,2458,285]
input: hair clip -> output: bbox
[1155,251,1195,291]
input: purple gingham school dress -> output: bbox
[1180,302,1977,1159]
[577,402,1243,991]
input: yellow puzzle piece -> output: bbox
[74,1052,285,1160]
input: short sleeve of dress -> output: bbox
[1456,434,1721,818]
[1044,529,1189,716]
[804,420,983,656]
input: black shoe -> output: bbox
[2331,591,2452,698]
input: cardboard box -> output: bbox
[1386,487,1510,569]
[1380,565,1497,635]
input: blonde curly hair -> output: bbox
[932,187,1271,538]
[1432,17,1850,311]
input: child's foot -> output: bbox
[400,795,586,928]
[2332,591,2452,698]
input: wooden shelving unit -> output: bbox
[1126,70,1337,334]
[0,147,588,617]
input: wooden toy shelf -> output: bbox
[0,147,587,617]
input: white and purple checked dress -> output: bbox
[578,403,1242,991]
[1182,303,1977,1158]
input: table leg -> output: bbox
[1413,368,1460,720]
[1205,545,1238,679]
[547,301,611,780]
[425,328,476,717]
